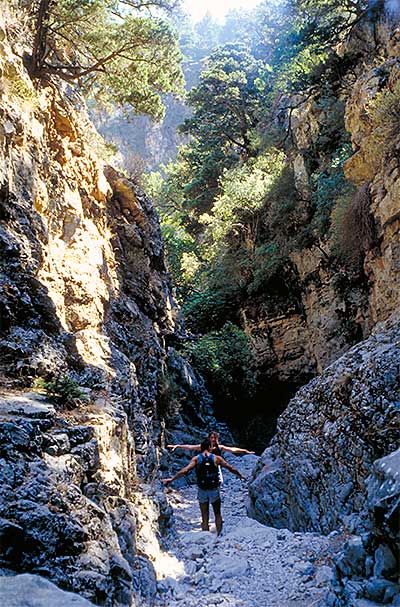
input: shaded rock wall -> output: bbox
[248,315,399,534]
[243,19,400,385]
[248,314,400,605]
[326,449,400,606]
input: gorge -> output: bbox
[0,1,399,607]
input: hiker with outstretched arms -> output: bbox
[168,430,255,457]
[168,430,254,484]
[162,438,246,536]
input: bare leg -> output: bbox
[212,498,223,535]
[199,501,209,531]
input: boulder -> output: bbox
[0,574,95,606]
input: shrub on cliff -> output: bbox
[34,374,87,408]
[366,79,400,161]
[332,183,376,267]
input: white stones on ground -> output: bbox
[212,555,249,578]
[315,565,334,586]
[0,574,95,606]
[220,517,276,544]
[179,530,216,547]
[155,455,340,607]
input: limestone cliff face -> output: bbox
[248,18,400,605]
[0,11,176,466]
[244,19,400,385]
[249,23,400,607]
[0,14,197,606]
[343,24,400,328]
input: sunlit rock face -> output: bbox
[0,10,177,460]
[0,15,187,606]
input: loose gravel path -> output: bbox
[154,454,342,607]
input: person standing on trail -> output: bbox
[167,430,255,484]
[162,438,246,535]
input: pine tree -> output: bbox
[24,0,184,119]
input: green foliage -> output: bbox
[311,143,354,236]
[26,0,184,119]
[3,60,39,105]
[34,374,87,408]
[162,223,199,297]
[184,322,257,403]
[250,0,367,100]
[88,129,119,163]
[143,0,374,420]
[143,166,201,300]
[246,243,284,294]
[178,43,264,211]
[183,282,242,334]
[200,151,286,257]
[264,164,310,249]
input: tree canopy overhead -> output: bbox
[25,0,185,119]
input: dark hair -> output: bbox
[201,438,211,452]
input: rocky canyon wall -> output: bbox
[248,17,400,607]
[0,10,210,606]
[248,314,400,605]
[244,18,400,386]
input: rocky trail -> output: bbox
[153,454,343,607]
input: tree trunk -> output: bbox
[31,0,53,76]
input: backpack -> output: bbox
[196,453,220,490]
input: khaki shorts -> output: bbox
[197,487,220,504]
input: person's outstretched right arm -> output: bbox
[220,444,255,455]
[214,455,246,481]
[167,443,201,452]
[162,455,198,485]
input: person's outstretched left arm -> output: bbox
[220,444,255,455]
[162,455,198,485]
[215,455,246,481]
